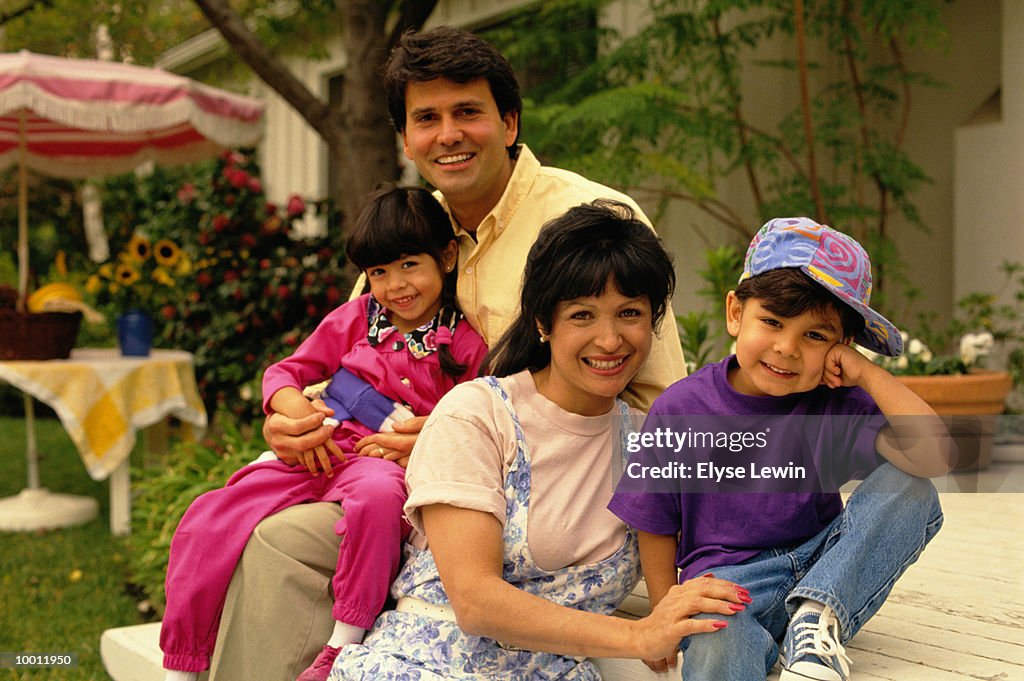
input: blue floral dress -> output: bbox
[328,376,641,680]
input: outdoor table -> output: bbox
[0,348,207,535]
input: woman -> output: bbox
[329,200,746,679]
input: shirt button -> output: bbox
[392,340,405,351]
[465,266,473,274]
[401,377,411,386]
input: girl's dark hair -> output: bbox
[733,268,865,339]
[486,200,675,377]
[382,26,522,159]
[345,185,467,378]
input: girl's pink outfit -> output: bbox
[160,294,487,672]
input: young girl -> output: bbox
[159,185,488,681]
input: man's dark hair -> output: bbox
[382,26,522,159]
[734,268,865,340]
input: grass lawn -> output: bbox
[0,413,146,680]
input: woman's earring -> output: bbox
[538,329,549,343]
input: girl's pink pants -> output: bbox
[160,455,411,672]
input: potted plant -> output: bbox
[856,262,1024,469]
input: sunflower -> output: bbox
[153,239,181,267]
[115,262,141,286]
[153,268,175,287]
[126,234,152,262]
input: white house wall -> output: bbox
[955,0,1024,305]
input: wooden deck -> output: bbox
[596,465,1024,680]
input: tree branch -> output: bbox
[0,0,51,26]
[712,16,763,213]
[192,0,337,146]
[793,0,827,224]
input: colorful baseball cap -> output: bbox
[739,217,903,357]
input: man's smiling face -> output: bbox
[401,77,518,227]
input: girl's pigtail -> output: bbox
[435,325,468,379]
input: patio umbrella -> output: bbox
[0,50,264,532]
[0,49,266,304]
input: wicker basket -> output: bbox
[0,311,83,360]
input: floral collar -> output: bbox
[366,296,462,359]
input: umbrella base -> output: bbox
[0,487,98,532]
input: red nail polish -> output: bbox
[712,621,728,629]
[738,594,753,604]
[728,603,745,612]
[736,586,750,595]
[702,572,715,578]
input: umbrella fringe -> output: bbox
[0,84,262,147]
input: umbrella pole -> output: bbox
[17,110,29,311]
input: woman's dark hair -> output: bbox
[345,185,467,378]
[733,268,865,339]
[486,200,675,377]
[382,26,522,159]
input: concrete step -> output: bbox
[100,622,207,681]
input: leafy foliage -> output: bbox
[92,150,349,422]
[128,418,266,614]
[492,0,949,305]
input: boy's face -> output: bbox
[725,291,847,397]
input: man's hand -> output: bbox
[263,400,343,474]
[355,416,427,469]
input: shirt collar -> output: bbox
[366,296,463,359]
[436,144,540,241]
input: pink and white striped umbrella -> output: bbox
[0,50,266,302]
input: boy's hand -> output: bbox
[821,342,875,389]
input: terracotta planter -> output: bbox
[897,370,1012,470]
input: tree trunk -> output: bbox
[192,0,437,227]
[332,1,400,224]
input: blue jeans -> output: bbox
[679,463,943,680]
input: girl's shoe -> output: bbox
[295,644,342,681]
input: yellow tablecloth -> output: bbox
[0,348,207,480]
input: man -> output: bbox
[209,26,686,680]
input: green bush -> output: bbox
[92,150,350,422]
[128,419,266,614]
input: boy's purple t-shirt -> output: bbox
[608,355,884,582]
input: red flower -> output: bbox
[212,214,231,232]
[240,233,258,248]
[161,305,176,320]
[277,285,291,299]
[286,194,305,218]
[325,286,341,305]
[259,259,271,270]
[224,270,239,282]
[197,272,213,287]
[247,177,262,194]
[177,183,196,204]
[265,202,278,216]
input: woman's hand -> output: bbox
[634,576,747,663]
[355,415,427,469]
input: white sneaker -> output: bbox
[779,605,851,681]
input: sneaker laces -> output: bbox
[790,607,852,676]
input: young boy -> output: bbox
[609,217,949,681]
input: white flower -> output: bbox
[239,384,253,401]
[960,331,995,367]
[907,338,931,358]
[895,355,909,370]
